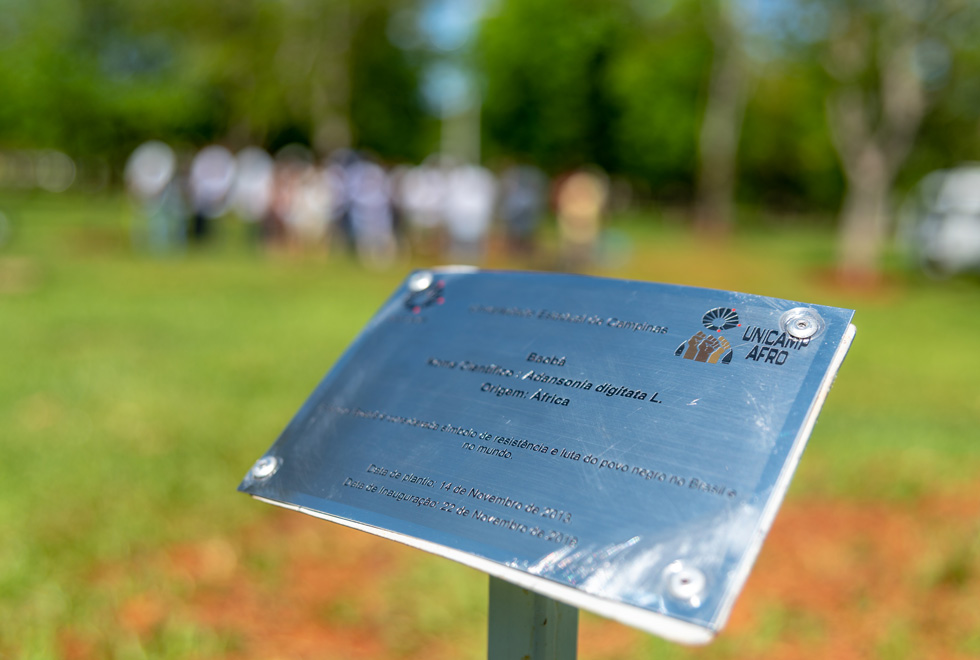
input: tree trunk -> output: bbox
[313,0,352,153]
[695,0,749,236]
[823,6,929,283]
[837,145,891,281]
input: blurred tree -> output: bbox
[730,2,847,214]
[605,1,709,201]
[478,0,718,201]
[0,0,213,163]
[349,5,434,162]
[738,66,844,213]
[901,35,980,187]
[3,0,978,227]
[477,0,634,174]
[695,0,751,233]
[0,0,431,168]
[816,0,979,280]
[125,0,353,152]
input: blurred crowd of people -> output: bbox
[125,141,613,269]
[0,149,96,193]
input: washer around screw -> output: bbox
[250,456,280,480]
[408,271,434,293]
[665,561,706,603]
[780,307,824,340]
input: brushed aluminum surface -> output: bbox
[239,269,855,643]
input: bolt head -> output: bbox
[408,271,434,293]
[780,307,824,339]
[665,561,706,604]
[251,456,280,480]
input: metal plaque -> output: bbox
[239,269,855,644]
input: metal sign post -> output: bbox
[488,577,578,660]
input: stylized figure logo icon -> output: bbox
[675,307,738,364]
[675,331,733,364]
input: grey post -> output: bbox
[488,577,579,660]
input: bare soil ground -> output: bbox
[75,490,980,660]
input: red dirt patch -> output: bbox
[84,491,980,659]
[726,493,980,660]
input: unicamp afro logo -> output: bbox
[674,306,739,364]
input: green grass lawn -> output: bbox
[1,192,978,658]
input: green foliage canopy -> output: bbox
[1,0,978,211]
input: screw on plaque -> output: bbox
[665,561,706,605]
[408,271,434,293]
[250,456,280,480]
[780,307,824,340]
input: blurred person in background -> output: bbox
[124,141,186,253]
[229,147,274,247]
[188,145,236,243]
[398,155,448,257]
[322,157,348,255]
[266,160,296,248]
[444,161,496,263]
[555,167,608,271]
[346,155,398,269]
[266,145,315,250]
[324,149,361,254]
[286,163,333,251]
[498,163,547,257]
